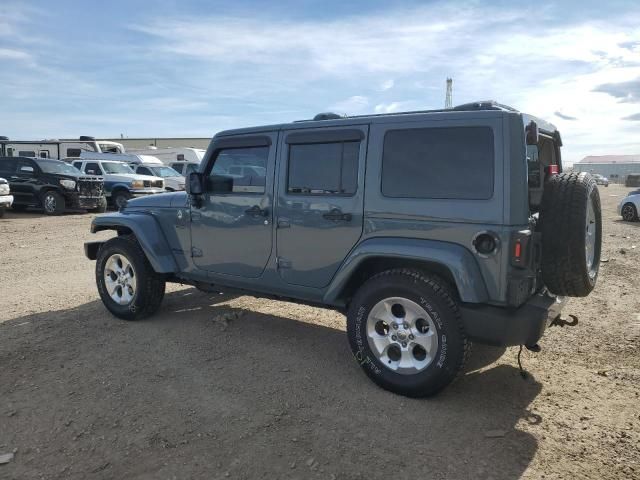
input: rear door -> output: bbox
[275,126,367,288]
[12,158,39,204]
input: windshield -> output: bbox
[102,162,134,174]
[151,166,182,177]
[35,159,82,175]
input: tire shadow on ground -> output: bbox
[0,288,541,480]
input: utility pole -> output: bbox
[445,77,453,109]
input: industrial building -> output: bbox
[100,137,210,150]
[573,155,640,183]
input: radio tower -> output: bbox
[445,77,453,109]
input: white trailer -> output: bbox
[126,146,205,164]
[0,135,125,159]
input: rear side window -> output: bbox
[73,162,82,170]
[382,127,494,199]
[171,163,184,174]
[288,141,359,195]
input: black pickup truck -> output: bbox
[0,156,106,214]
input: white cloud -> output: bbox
[328,95,368,115]
[374,102,401,114]
[379,79,395,91]
[0,48,31,60]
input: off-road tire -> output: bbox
[346,269,469,397]
[96,235,165,320]
[112,190,131,210]
[41,190,65,215]
[540,172,602,297]
[621,202,638,222]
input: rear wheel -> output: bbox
[42,190,65,215]
[622,203,638,222]
[96,236,165,320]
[347,269,469,397]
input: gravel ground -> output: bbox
[0,185,638,479]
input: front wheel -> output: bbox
[91,197,107,213]
[42,190,65,215]
[347,269,469,397]
[96,236,166,320]
[112,191,131,209]
[622,203,638,222]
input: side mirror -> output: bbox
[525,120,539,146]
[20,166,34,173]
[187,172,204,195]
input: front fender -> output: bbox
[90,212,177,273]
[323,237,489,305]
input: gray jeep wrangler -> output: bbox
[85,101,602,397]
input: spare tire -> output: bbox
[539,172,601,297]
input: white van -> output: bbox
[0,136,125,159]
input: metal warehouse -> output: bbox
[573,155,640,183]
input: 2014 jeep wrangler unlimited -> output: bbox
[85,101,602,397]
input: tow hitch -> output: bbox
[550,314,579,328]
[517,314,579,379]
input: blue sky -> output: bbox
[1,0,640,163]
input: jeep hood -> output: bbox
[125,191,186,208]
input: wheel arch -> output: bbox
[90,213,177,273]
[323,237,489,307]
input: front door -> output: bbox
[190,134,277,278]
[275,126,367,288]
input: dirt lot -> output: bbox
[0,185,638,479]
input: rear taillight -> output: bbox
[545,164,559,177]
[511,230,532,268]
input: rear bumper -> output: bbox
[460,292,566,347]
[0,194,13,207]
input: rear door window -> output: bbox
[287,141,359,195]
[382,126,494,199]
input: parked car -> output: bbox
[0,177,13,217]
[85,101,602,397]
[70,159,164,209]
[0,157,106,215]
[133,164,185,191]
[169,160,200,177]
[593,174,609,187]
[618,189,640,222]
[625,174,640,187]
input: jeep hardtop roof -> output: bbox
[215,100,558,138]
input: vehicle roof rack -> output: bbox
[295,100,518,123]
